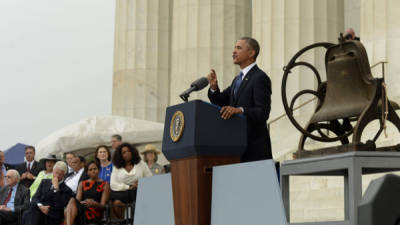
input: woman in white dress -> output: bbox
[110,143,152,218]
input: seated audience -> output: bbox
[0,169,30,225]
[141,144,165,175]
[95,145,113,183]
[64,161,110,225]
[65,152,76,174]
[0,151,14,188]
[29,155,58,199]
[16,146,42,187]
[110,143,152,218]
[21,161,73,225]
[65,156,88,193]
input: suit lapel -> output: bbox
[0,186,8,203]
[234,65,258,105]
[14,185,21,205]
[31,161,38,172]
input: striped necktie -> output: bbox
[3,187,12,205]
[234,72,244,97]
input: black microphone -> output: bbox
[179,77,209,102]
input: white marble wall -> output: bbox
[253,0,344,120]
[361,0,400,101]
[112,0,171,122]
[252,1,346,222]
[252,0,344,157]
[169,0,252,105]
[345,0,361,34]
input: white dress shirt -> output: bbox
[65,167,84,193]
[240,62,256,80]
[26,161,34,171]
[110,161,152,191]
[6,184,18,211]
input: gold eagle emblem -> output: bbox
[170,110,185,142]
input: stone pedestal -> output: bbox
[281,152,400,225]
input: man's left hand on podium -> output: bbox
[220,106,243,120]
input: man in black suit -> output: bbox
[21,161,73,225]
[0,169,30,225]
[208,37,272,162]
[0,151,14,188]
[64,156,88,193]
[16,146,42,187]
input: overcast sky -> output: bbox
[0,0,115,150]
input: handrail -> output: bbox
[268,60,388,127]
[268,97,316,126]
[370,61,388,81]
[370,60,388,69]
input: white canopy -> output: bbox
[35,115,165,159]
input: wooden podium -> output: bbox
[162,100,247,225]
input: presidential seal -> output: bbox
[170,110,185,142]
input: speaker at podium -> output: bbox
[162,100,247,225]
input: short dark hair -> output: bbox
[239,37,260,60]
[76,155,86,164]
[25,146,35,153]
[112,143,141,169]
[85,160,100,172]
[95,145,111,164]
[112,134,122,141]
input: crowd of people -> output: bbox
[0,134,166,225]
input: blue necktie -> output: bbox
[234,72,244,97]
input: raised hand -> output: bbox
[52,176,59,190]
[207,69,218,90]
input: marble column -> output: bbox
[112,0,171,122]
[169,0,252,105]
[252,0,344,120]
[361,0,400,101]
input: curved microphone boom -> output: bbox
[179,77,209,102]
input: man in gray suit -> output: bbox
[0,169,30,225]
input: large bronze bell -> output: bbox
[281,36,400,158]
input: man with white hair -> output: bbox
[0,169,30,225]
[21,161,73,225]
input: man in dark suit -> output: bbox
[21,161,73,225]
[16,146,42,187]
[208,37,272,162]
[64,156,88,193]
[0,169,30,225]
[0,151,14,188]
